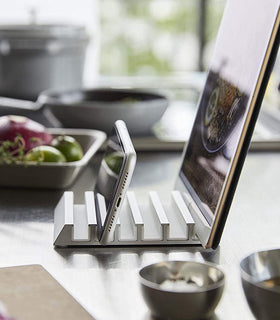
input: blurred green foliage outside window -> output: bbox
[99,0,226,76]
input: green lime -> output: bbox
[105,152,124,175]
[25,146,66,163]
[51,135,83,162]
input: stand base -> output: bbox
[54,190,202,247]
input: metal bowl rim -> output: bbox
[38,87,169,108]
[139,260,225,293]
[240,247,280,293]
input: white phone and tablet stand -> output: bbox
[53,0,280,249]
[53,189,210,247]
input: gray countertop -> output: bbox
[0,151,279,320]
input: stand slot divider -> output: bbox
[114,218,121,243]
[182,193,211,246]
[118,201,138,242]
[149,191,170,241]
[54,192,74,246]
[73,205,89,241]
[171,191,195,240]
[96,193,107,226]
[182,191,194,209]
[85,192,96,225]
[63,191,74,225]
[96,193,115,243]
[85,192,98,242]
[126,192,144,242]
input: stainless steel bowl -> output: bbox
[0,88,168,136]
[240,248,280,320]
[40,88,169,136]
[139,260,225,320]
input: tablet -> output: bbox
[176,0,280,249]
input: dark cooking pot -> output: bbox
[0,24,88,100]
[0,88,168,135]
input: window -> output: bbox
[99,0,225,76]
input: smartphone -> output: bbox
[95,120,136,245]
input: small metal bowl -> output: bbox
[139,260,225,320]
[240,248,280,320]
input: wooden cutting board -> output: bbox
[0,264,95,320]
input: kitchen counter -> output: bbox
[0,150,279,319]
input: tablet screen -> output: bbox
[180,0,280,225]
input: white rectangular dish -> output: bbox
[0,128,106,189]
